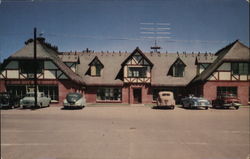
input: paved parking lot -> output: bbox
[1,106,249,159]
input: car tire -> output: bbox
[205,106,208,110]
[172,106,175,109]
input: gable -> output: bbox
[88,56,104,67]
[167,57,186,76]
[190,40,250,83]
[122,47,153,66]
[125,52,150,65]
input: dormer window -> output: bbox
[93,65,102,76]
[88,56,104,77]
[173,64,185,77]
[168,58,186,77]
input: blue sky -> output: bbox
[0,0,249,61]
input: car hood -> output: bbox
[22,97,35,101]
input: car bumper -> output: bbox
[222,103,242,107]
[63,103,84,107]
[193,105,212,107]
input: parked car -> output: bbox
[63,92,86,109]
[0,92,20,109]
[156,91,175,109]
[181,95,212,109]
[212,93,241,109]
[20,92,51,108]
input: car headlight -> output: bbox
[63,99,68,104]
[75,99,82,105]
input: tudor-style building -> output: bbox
[189,40,250,105]
[0,38,249,105]
[0,38,85,104]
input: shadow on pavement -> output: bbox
[151,106,175,110]
[178,106,208,110]
[61,106,85,110]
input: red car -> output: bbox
[212,93,241,109]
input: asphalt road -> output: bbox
[1,106,249,159]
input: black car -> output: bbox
[0,92,20,109]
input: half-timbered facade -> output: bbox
[0,39,249,105]
[189,40,250,105]
[0,38,85,104]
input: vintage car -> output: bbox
[156,91,175,109]
[181,95,212,109]
[212,93,241,109]
[0,92,20,109]
[63,92,86,109]
[20,92,51,108]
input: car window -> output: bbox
[66,93,82,102]
[26,93,34,97]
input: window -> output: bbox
[128,67,147,78]
[6,85,26,98]
[97,88,121,101]
[6,85,59,101]
[168,59,186,77]
[217,87,237,96]
[90,65,103,76]
[20,61,43,74]
[232,63,249,75]
[39,85,59,101]
[95,65,102,76]
[89,57,104,77]
[173,64,185,77]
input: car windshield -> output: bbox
[66,93,82,102]
[26,93,35,97]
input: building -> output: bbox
[0,38,249,105]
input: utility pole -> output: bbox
[34,27,38,108]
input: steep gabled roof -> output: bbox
[190,40,250,83]
[72,50,204,86]
[88,56,104,67]
[172,57,186,66]
[8,40,85,85]
[121,47,154,66]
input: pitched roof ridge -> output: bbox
[38,41,85,85]
[214,40,238,55]
[190,40,242,84]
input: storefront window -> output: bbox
[217,87,237,96]
[39,85,58,101]
[97,88,121,101]
[6,85,58,101]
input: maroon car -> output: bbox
[212,93,241,109]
